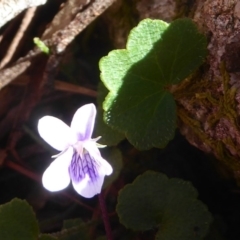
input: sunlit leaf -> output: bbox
[100,18,207,150]
[33,37,50,54]
[94,82,125,146]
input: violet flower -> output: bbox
[38,103,112,198]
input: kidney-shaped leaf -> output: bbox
[117,171,212,240]
[100,18,207,150]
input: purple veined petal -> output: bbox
[69,149,108,198]
[38,116,77,151]
[42,147,73,192]
[84,141,113,176]
[70,104,96,141]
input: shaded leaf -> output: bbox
[101,147,123,189]
[39,234,58,240]
[54,218,90,240]
[0,198,39,240]
[94,82,125,146]
[117,171,212,240]
[100,18,207,150]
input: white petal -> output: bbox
[100,158,113,176]
[38,116,77,151]
[71,104,96,141]
[72,172,105,198]
[84,141,113,176]
[42,148,73,192]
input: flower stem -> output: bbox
[98,193,113,240]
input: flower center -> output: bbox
[72,141,84,157]
[68,148,99,184]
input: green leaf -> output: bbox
[63,218,84,229]
[94,82,125,146]
[101,147,123,189]
[203,218,226,240]
[117,171,212,240]
[33,37,50,54]
[100,18,207,150]
[0,198,39,240]
[54,218,90,240]
[39,234,58,240]
[96,237,107,240]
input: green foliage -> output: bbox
[204,221,226,240]
[54,218,91,240]
[39,234,58,240]
[33,37,50,54]
[117,171,212,240]
[0,198,39,240]
[100,18,207,150]
[94,82,125,146]
[96,236,107,240]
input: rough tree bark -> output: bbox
[135,0,240,182]
[177,0,240,183]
